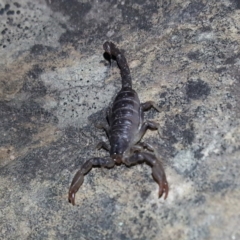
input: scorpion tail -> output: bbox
[103,41,132,89]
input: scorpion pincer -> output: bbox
[68,41,168,205]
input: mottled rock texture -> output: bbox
[1,0,240,239]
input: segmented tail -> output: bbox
[103,41,132,89]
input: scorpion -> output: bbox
[68,41,168,205]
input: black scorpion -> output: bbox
[68,41,168,205]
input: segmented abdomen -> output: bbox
[109,88,141,139]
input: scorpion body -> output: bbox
[68,41,168,205]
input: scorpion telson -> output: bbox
[68,41,168,205]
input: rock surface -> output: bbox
[1,0,240,239]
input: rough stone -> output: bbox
[0,0,240,239]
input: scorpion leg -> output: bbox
[95,123,109,138]
[133,143,160,167]
[69,157,115,205]
[131,142,155,153]
[106,106,112,125]
[135,120,162,141]
[141,101,161,112]
[96,141,110,152]
[124,152,168,199]
[134,142,160,157]
[141,101,167,139]
[138,120,167,141]
[135,142,154,152]
[95,107,111,132]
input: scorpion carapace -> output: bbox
[68,41,168,205]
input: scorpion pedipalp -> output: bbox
[124,151,168,199]
[69,157,115,205]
